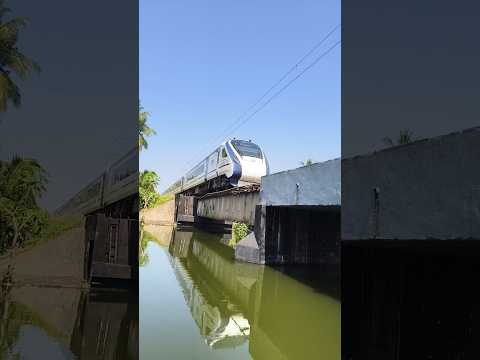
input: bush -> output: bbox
[229,222,249,248]
[140,170,163,209]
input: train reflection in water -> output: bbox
[166,227,340,359]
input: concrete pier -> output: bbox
[235,159,341,265]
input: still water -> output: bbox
[140,225,340,360]
[0,286,138,359]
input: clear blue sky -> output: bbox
[140,0,340,191]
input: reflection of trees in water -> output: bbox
[139,224,152,267]
[0,287,138,360]
[0,286,67,357]
[139,225,174,267]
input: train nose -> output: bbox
[240,157,265,183]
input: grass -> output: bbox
[24,215,83,248]
[153,193,174,207]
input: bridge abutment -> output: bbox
[236,160,341,265]
[342,127,480,359]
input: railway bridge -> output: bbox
[174,159,341,265]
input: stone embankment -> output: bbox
[140,200,175,225]
[0,226,86,287]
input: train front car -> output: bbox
[225,139,269,186]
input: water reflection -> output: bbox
[0,286,138,359]
[141,225,340,360]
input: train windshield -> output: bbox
[231,140,263,159]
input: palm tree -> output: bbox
[139,103,156,151]
[0,0,41,112]
[383,129,415,147]
[0,157,48,249]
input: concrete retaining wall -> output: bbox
[237,160,341,265]
[140,200,175,225]
[342,127,480,240]
[260,159,341,206]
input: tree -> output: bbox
[139,103,156,151]
[139,170,161,209]
[0,0,41,112]
[383,129,415,147]
[0,157,48,251]
[299,159,314,166]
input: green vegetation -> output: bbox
[139,224,156,267]
[156,193,173,206]
[139,171,172,209]
[0,296,67,354]
[229,222,249,248]
[383,129,415,147]
[139,102,156,151]
[23,216,83,249]
[0,2,46,259]
[0,157,48,254]
[300,159,314,166]
[139,170,162,209]
[0,0,41,112]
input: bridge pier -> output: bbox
[173,160,341,266]
[236,204,340,265]
[175,193,198,224]
[236,159,341,265]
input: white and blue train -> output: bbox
[165,139,269,195]
[55,147,138,217]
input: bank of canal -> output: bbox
[140,225,340,360]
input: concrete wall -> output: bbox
[237,159,341,265]
[260,159,340,206]
[140,200,175,225]
[342,127,480,240]
[197,191,259,226]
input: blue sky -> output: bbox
[140,0,340,191]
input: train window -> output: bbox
[186,163,205,180]
[231,140,263,158]
[221,148,228,158]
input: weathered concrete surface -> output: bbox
[197,187,260,226]
[143,224,174,247]
[237,160,341,265]
[235,232,262,264]
[140,200,175,225]
[260,159,340,206]
[342,127,480,240]
[9,286,84,345]
[0,227,85,287]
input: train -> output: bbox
[165,139,269,195]
[55,147,138,218]
[54,147,139,284]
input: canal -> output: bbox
[0,286,138,359]
[140,225,340,360]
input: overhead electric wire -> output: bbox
[180,24,341,168]
[219,40,341,138]
[172,24,341,180]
